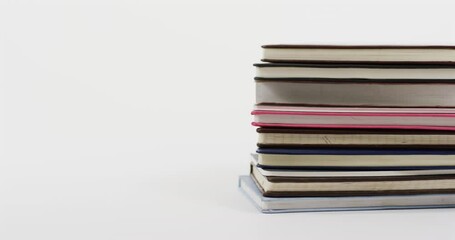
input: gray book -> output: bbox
[238,175,455,213]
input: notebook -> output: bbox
[261,45,455,65]
[239,175,455,213]
[250,154,455,177]
[257,127,455,149]
[255,80,455,107]
[255,63,455,79]
[252,106,455,130]
[256,148,455,168]
[250,164,455,197]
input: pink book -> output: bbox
[252,105,455,131]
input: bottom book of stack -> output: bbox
[240,152,455,213]
[239,175,455,213]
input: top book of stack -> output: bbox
[261,45,455,65]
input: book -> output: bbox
[256,148,455,168]
[256,80,455,107]
[255,104,455,113]
[239,175,455,213]
[250,154,455,177]
[261,45,455,65]
[255,63,455,80]
[257,127,455,149]
[252,106,455,131]
[250,164,455,197]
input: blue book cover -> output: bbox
[239,175,455,213]
[257,148,455,155]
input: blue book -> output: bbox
[239,175,455,213]
[257,148,455,155]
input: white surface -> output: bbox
[1,0,455,239]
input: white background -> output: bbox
[1,0,455,239]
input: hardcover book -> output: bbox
[257,127,455,149]
[255,63,455,79]
[239,175,455,213]
[250,154,455,177]
[252,105,455,130]
[250,163,455,197]
[261,45,455,65]
[255,79,455,107]
[256,148,455,169]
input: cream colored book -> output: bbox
[250,154,455,177]
[257,148,455,167]
[257,128,455,147]
[261,45,455,64]
[250,164,455,197]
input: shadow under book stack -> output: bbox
[239,45,455,213]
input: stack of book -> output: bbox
[239,45,455,213]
